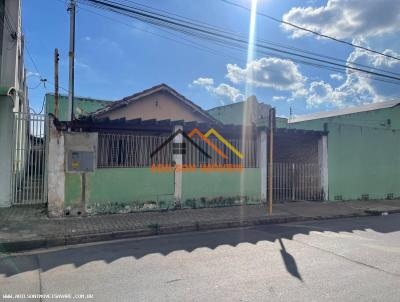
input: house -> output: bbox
[91,83,220,123]
[45,84,220,125]
[46,84,327,217]
[207,96,328,202]
[0,0,28,207]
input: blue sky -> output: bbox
[23,0,400,117]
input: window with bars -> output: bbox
[97,133,259,168]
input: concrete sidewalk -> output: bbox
[1,200,400,252]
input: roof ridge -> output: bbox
[90,83,220,123]
[290,99,400,123]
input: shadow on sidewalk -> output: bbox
[1,214,400,280]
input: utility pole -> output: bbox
[67,0,76,121]
[268,107,275,215]
[54,48,59,119]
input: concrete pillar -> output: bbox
[173,124,183,207]
[0,96,14,207]
[47,117,65,217]
[259,128,268,202]
[318,135,328,200]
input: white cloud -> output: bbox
[272,96,286,101]
[226,57,306,91]
[305,45,400,108]
[342,46,400,103]
[330,73,344,81]
[192,77,214,86]
[348,47,400,69]
[211,83,244,102]
[306,80,342,107]
[282,0,400,39]
[278,6,400,109]
[26,71,40,78]
[192,77,244,103]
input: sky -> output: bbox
[23,0,400,117]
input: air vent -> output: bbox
[334,195,342,201]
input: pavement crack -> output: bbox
[292,238,400,278]
[165,278,182,284]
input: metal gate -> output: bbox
[11,113,48,205]
[270,162,323,202]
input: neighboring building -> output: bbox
[45,93,113,121]
[208,96,287,128]
[289,101,400,201]
[92,83,219,123]
[0,0,27,207]
[208,97,400,201]
[289,100,400,130]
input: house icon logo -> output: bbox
[150,128,244,172]
[150,128,211,159]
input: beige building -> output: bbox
[92,83,218,123]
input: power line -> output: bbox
[25,46,42,76]
[80,0,400,78]
[220,0,400,62]
[78,0,400,84]
[25,44,69,93]
[77,3,245,63]
[72,1,400,87]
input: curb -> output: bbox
[0,211,380,253]
[364,208,400,215]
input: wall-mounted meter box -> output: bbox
[64,132,98,173]
[67,151,95,172]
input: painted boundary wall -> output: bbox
[327,123,400,200]
[48,121,263,216]
[64,168,261,213]
[65,169,174,213]
[182,168,261,201]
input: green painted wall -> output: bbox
[65,168,261,212]
[276,117,288,128]
[45,94,112,121]
[290,106,400,131]
[65,173,82,207]
[182,168,261,200]
[288,106,400,201]
[327,123,400,200]
[65,168,174,207]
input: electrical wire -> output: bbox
[74,0,400,87]
[25,42,69,93]
[80,0,400,78]
[27,81,43,90]
[220,0,400,62]
[77,0,400,84]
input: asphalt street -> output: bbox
[1,214,400,301]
